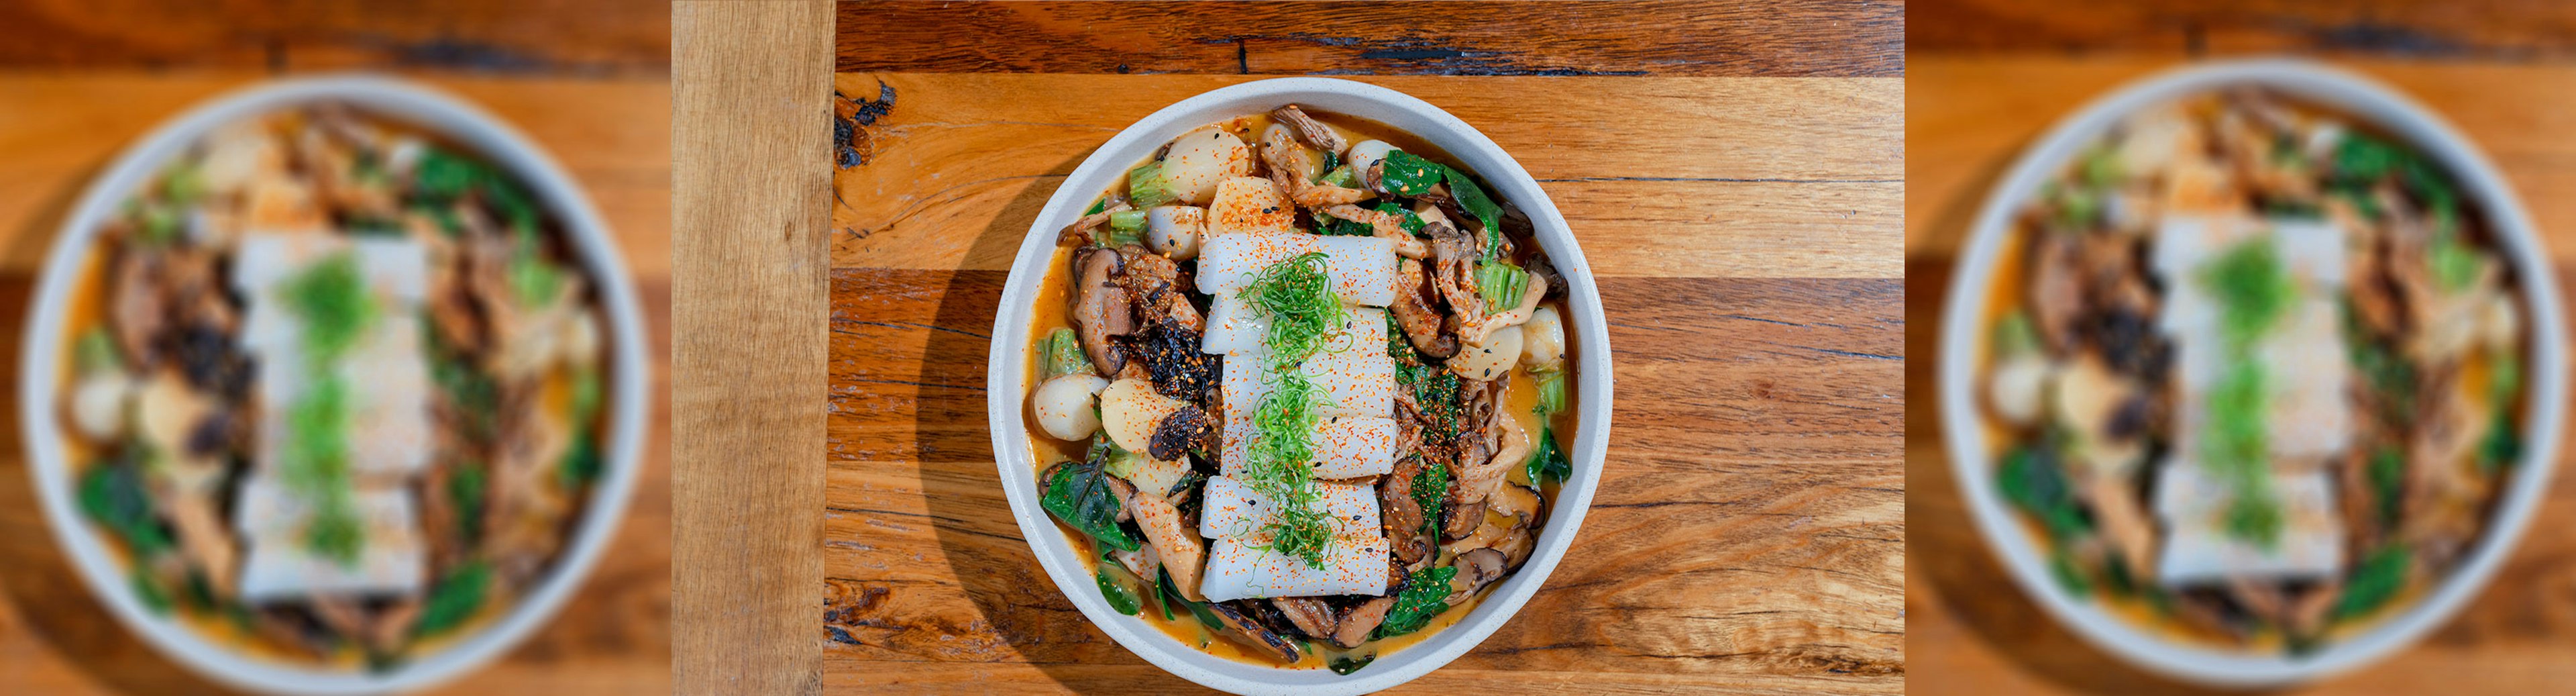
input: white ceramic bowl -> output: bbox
[19,76,653,695]
[1937,60,2568,687]
[983,77,1613,695]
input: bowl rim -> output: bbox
[1935,58,2569,687]
[981,77,1614,695]
[16,74,654,695]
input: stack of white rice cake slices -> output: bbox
[1190,177,1398,602]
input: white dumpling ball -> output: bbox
[1033,373,1110,441]
[1449,325,1524,381]
[1159,126,1250,205]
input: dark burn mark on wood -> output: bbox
[833,81,898,169]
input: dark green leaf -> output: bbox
[1525,426,1570,487]
[2333,546,2410,620]
[1329,653,1377,675]
[1041,456,1141,552]
[1379,150,1442,196]
[1095,566,1142,615]
[78,454,170,557]
[1373,565,1458,639]
[1437,164,1501,236]
[414,561,491,637]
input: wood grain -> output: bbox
[0,0,670,74]
[825,2,1906,693]
[1907,52,2576,695]
[829,73,1904,279]
[0,74,673,695]
[1910,0,2576,58]
[671,1,832,695]
[833,1,1903,77]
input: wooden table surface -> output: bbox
[824,2,1904,694]
[1909,2,2576,694]
[0,4,672,694]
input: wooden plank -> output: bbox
[671,2,832,695]
[1908,57,2576,260]
[835,1,1903,77]
[822,268,1903,693]
[0,0,670,74]
[829,73,1904,279]
[1904,258,2576,695]
[1909,0,2576,58]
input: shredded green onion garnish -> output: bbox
[1244,370,1335,568]
[1236,252,1354,568]
[1244,252,1347,370]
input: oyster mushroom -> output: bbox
[1271,104,1348,156]
[1390,258,1457,358]
[1273,597,1339,641]
[1331,597,1396,648]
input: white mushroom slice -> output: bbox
[1032,373,1110,441]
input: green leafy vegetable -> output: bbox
[1329,653,1377,675]
[1128,161,1175,209]
[2333,545,2410,620]
[1995,444,2088,541]
[2335,136,2405,182]
[79,454,170,556]
[1103,208,1148,248]
[449,460,488,544]
[559,430,602,485]
[414,561,492,637]
[1990,311,2039,358]
[2049,547,2092,597]
[1530,365,1566,419]
[1525,426,1571,487]
[74,328,122,375]
[2369,446,2402,527]
[1043,328,1094,379]
[506,229,564,307]
[1040,453,1141,552]
[1437,163,1502,237]
[131,568,172,614]
[2481,409,2521,474]
[1476,260,1529,311]
[1371,201,1425,234]
[1095,566,1142,615]
[1317,165,1358,189]
[1373,566,1459,639]
[1379,150,1442,196]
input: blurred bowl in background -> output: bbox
[19,76,651,695]
[1937,59,2567,687]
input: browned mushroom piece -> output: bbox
[1273,597,1340,641]
[1069,247,1136,375]
[1116,246,1218,402]
[1378,454,1432,564]
[109,247,170,369]
[1271,104,1348,156]
[1391,258,1458,358]
[1206,601,1303,664]
[1330,597,1396,648]
[1455,548,1508,591]
[2026,232,2085,355]
[1440,496,1487,542]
